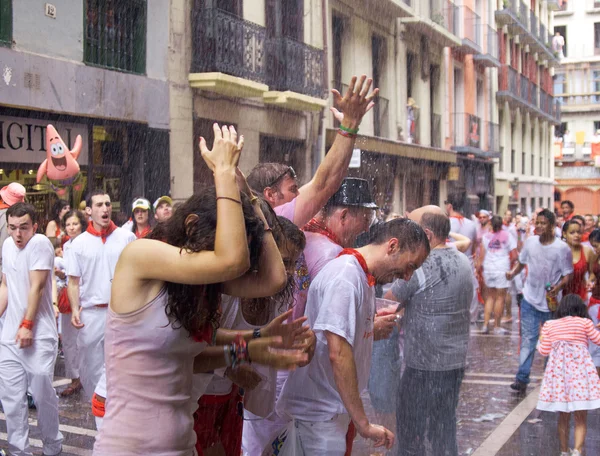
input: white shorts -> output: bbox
[483,271,509,290]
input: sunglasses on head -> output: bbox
[266,166,296,188]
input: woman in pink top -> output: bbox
[93,125,307,456]
[537,295,600,456]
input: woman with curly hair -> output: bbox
[93,125,307,456]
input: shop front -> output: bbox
[0,108,169,228]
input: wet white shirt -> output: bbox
[482,230,517,273]
[1,234,57,341]
[519,236,573,311]
[303,231,343,279]
[65,228,135,308]
[277,255,375,421]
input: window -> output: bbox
[594,120,600,133]
[595,23,600,56]
[84,0,147,74]
[593,71,600,103]
[499,146,504,172]
[0,0,11,46]
[511,149,516,173]
[522,151,526,174]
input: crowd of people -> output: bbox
[1,74,600,456]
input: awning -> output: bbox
[325,129,457,164]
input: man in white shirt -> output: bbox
[445,196,480,322]
[506,209,573,392]
[0,203,63,456]
[277,218,430,455]
[66,190,136,400]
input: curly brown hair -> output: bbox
[148,188,265,336]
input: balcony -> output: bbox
[190,8,269,97]
[546,0,561,11]
[190,8,326,111]
[400,0,461,48]
[556,90,600,112]
[431,113,442,148]
[474,25,500,67]
[554,142,594,163]
[452,113,500,158]
[497,65,560,124]
[456,6,482,54]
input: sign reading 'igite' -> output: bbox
[0,116,89,166]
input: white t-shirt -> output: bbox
[277,255,375,421]
[54,256,66,289]
[519,236,573,311]
[303,231,343,279]
[65,228,136,308]
[482,230,517,274]
[1,234,57,341]
[449,216,477,262]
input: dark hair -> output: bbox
[537,208,556,226]
[421,213,451,239]
[51,200,70,223]
[561,200,575,210]
[556,294,591,320]
[589,228,600,244]
[572,215,585,226]
[489,215,503,233]
[369,218,430,255]
[6,202,37,224]
[247,163,294,194]
[562,219,581,240]
[445,195,464,212]
[86,189,109,208]
[62,210,87,232]
[147,188,265,335]
[242,215,306,321]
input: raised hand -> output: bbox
[262,309,308,348]
[247,336,308,370]
[198,124,244,173]
[331,75,379,130]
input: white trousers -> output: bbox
[60,313,80,379]
[278,414,351,456]
[242,410,287,456]
[0,340,63,456]
[77,307,107,399]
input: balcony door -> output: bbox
[266,0,303,40]
[199,0,242,15]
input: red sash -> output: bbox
[303,218,342,246]
[336,248,376,287]
[86,221,117,244]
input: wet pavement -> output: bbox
[1,304,599,455]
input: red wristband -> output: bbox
[20,319,34,330]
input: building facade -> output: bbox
[493,0,560,217]
[553,0,600,214]
[0,0,170,220]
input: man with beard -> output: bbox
[66,191,136,402]
[277,219,430,455]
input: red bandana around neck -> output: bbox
[303,218,342,246]
[135,226,152,239]
[337,248,376,287]
[87,220,117,244]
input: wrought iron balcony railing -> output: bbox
[431,0,458,35]
[461,6,481,48]
[266,36,325,98]
[192,8,326,98]
[485,121,500,154]
[453,112,483,150]
[485,25,498,59]
[191,8,267,83]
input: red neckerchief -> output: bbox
[0,202,9,210]
[303,218,342,246]
[564,214,573,222]
[337,248,376,287]
[86,220,117,244]
[135,226,152,239]
[450,215,464,226]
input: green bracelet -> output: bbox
[339,124,359,135]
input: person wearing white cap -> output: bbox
[153,196,173,223]
[65,190,136,405]
[130,198,152,239]
[0,203,63,456]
